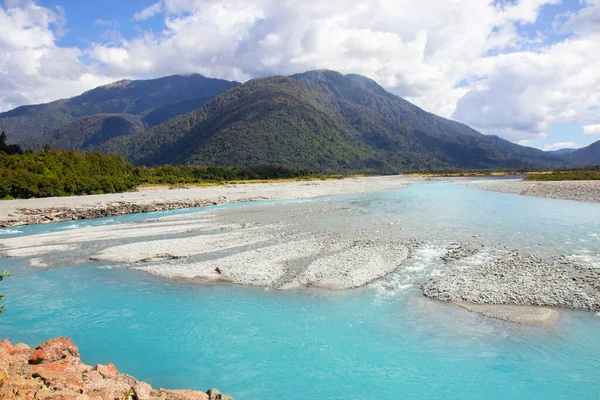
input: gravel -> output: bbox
[422,250,600,311]
[469,180,600,203]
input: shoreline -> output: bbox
[0,176,411,227]
[468,179,600,203]
[421,250,600,323]
[453,302,561,326]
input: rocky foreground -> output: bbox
[469,179,600,203]
[0,337,232,400]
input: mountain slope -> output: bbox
[99,70,563,172]
[35,114,145,151]
[564,140,600,167]
[0,74,240,148]
[548,148,577,155]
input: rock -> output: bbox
[29,337,80,364]
[207,388,234,400]
[31,366,85,393]
[157,389,210,400]
[0,337,233,400]
[133,381,153,399]
[96,362,119,379]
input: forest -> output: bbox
[0,133,321,199]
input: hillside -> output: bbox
[99,70,564,172]
[548,148,577,155]
[563,140,600,167]
[33,114,145,151]
[0,74,240,149]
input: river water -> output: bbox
[1,181,599,399]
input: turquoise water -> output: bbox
[1,181,599,399]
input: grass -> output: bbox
[134,175,349,191]
[525,168,600,181]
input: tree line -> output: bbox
[0,132,322,199]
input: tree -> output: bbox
[0,270,10,313]
[0,131,23,155]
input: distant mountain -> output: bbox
[0,74,240,149]
[548,148,577,155]
[97,70,564,172]
[563,140,600,167]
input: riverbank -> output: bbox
[0,176,410,227]
[469,179,600,203]
[0,337,232,399]
[421,249,600,324]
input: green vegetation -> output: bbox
[525,166,600,181]
[0,74,239,149]
[0,148,137,199]
[0,131,22,155]
[4,70,598,173]
[0,144,322,199]
[134,164,321,185]
[97,71,566,172]
[29,114,145,152]
[0,270,10,314]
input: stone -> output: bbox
[29,337,79,365]
[207,388,234,400]
[0,337,233,400]
[96,362,119,379]
[155,389,210,400]
[133,382,153,400]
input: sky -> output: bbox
[1,0,600,151]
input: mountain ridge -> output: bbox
[0,74,240,149]
[96,70,565,172]
[2,69,596,171]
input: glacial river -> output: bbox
[1,181,599,399]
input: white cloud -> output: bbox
[1,0,600,147]
[541,141,577,151]
[0,1,113,111]
[133,2,163,21]
[583,125,600,135]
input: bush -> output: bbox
[0,271,10,314]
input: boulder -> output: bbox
[29,337,79,365]
[96,362,119,379]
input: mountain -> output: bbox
[97,70,564,172]
[34,114,145,151]
[0,74,240,149]
[548,148,577,155]
[563,140,600,167]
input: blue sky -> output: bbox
[2,0,600,150]
[37,0,162,48]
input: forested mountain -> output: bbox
[563,140,600,167]
[31,114,145,151]
[548,148,577,155]
[97,70,565,172]
[4,69,594,172]
[0,74,240,149]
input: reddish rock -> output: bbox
[0,337,232,400]
[82,369,103,383]
[29,337,79,365]
[31,365,85,393]
[96,362,119,379]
